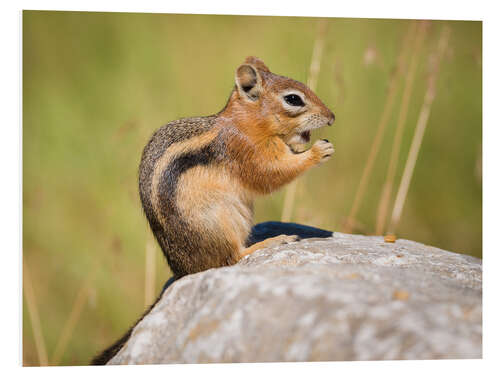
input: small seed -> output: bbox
[392,289,410,301]
[384,234,397,243]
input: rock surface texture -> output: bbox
[109,222,482,364]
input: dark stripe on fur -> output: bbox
[154,135,232,277]
[158,139,224,213]
[138,116,217,263]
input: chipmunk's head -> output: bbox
[231,56,335,146]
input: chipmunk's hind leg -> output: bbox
[238,234,299,260]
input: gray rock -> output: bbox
[109,223,482,364]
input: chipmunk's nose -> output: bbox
[327,110,335,126]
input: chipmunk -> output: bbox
[92,56,335,365]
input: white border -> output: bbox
[9,0,488,19]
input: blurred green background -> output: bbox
[23,11,481,366]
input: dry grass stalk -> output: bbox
[23,259,49,366]
[51,258,99,365]
[51,282,91,365]
[388,26,451,234]
[342,21,418,233]
[281,18,328,222]
[306,19,328,91]
[375,21,429,235]
[144,238,157,308]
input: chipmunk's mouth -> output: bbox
[283,129,316,154]
[300,130,311,143]
[285,130,313,147]
[283,116,333,150]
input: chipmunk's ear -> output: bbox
[244,56,270,73]
[235,64,263,101]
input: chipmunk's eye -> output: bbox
[283,94,305,107]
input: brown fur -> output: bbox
[141,56,334,276]
[92,57,335,364]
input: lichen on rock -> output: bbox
[108,222,482,364]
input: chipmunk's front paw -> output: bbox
[311,139,335,163]
[271,234,300,245]
[239,234,300,259]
